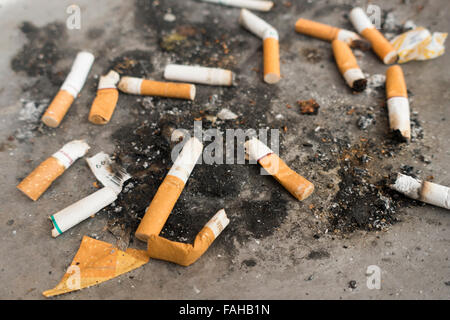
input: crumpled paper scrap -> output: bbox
[391,27,447,63]
[43,236,149,297]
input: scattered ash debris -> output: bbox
[298,99,320,115]
[14,99,49,141]
[357,114,375,130]
[301,48,324,64]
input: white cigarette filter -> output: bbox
[295,18,367,48]
[88,70,120,124]
[42,51,95,127]
[118,76,196,100]
[386,65,410,140]
[201,0,274,12]
[332,40,367,92]
[164,64,234,86]
[50,152,131,237]
[391,173,450,210]
[17,140,90,201]
[135,137,204,241]
[349,7,398,64]
[239,9,280,84]
[244,137,314,201]
[147,209,230,266]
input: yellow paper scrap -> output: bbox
[43,236,149,297]
[391,27,447,63]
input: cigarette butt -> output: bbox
[386,65,410,139]
[88,70,120,124]
[118,76,195,100]
[50,187,118,237]
[164,64,234,86]
[42,51,94,127]
[244,138,314,201]
[349,7,398,64]
[263,28,281,84]
[201,0,274,12]
[135,137,203,241]
[147,209,230,266]
[295,18,369,49]
[332,39,367,92]
[239,8,273,39]
[17,140,90,201]
[390,173,450,210]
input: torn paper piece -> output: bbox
[43,236,149,297]
[147,209,229,266]
[390,27,447,63]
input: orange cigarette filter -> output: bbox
[386,65,407,99]
[135,137,203,241]
[295,18,339,41]
[349,8,397,64]
[88,70,120,124]
[332,39,367,92]
[263,28,281,84]
[42,51,95,127]
[17,140,90,201]
[245,138,314,201]
[147,209,229,266]
[118,76,195,100]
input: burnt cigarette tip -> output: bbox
[352,78,367,92]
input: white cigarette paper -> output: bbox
[200,0,274,12]
[164,64,234,86]
[52,140,90,169]
[60,51,95,97]
[391,173,450,210]
[168,137,204,183]
[239,8,274,39]
[205,209,230,237]
[349,7,373,34]
[387,97,411,139]
[50,152,131,237]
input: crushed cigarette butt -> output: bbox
[147,209,230,266]
[245,137,314,201]
[88,70,120,124]
[17,140,90,201]
[350,7,398,64]
[42,51,95,127]
[201,0,274,12]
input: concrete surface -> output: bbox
[0,0,449,299]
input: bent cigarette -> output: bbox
[239,9,280,84]
[349,7,398,64]
[295,18,368,48]
[42,51,95,127]
[386,65,410,140]
[332,39,367,92]
[200,0,274,12]
[244,137,314,201]
[88,70,120,124]
[390,173,450,210]
[17,140,90,201]
[135,137,203,241]
[164,64,234,86]
[147,209,230,266]
[118,76,195,100]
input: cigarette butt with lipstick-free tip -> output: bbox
[135,137,203,241]
[164,64,234,87]
[263,28,280,84]
[239,8,273,39]
[332,39,367,92]
[200,0,274,12]
[17,140,90,201]
[295,18,367,48]
[244,138,314,201]
[118,76,195,100]
[88,70,120,124]
[386,65,410,140]
[42,51,95,127]
[390,173,450,210]
[349,7,398,64]
[147,209,230,266]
